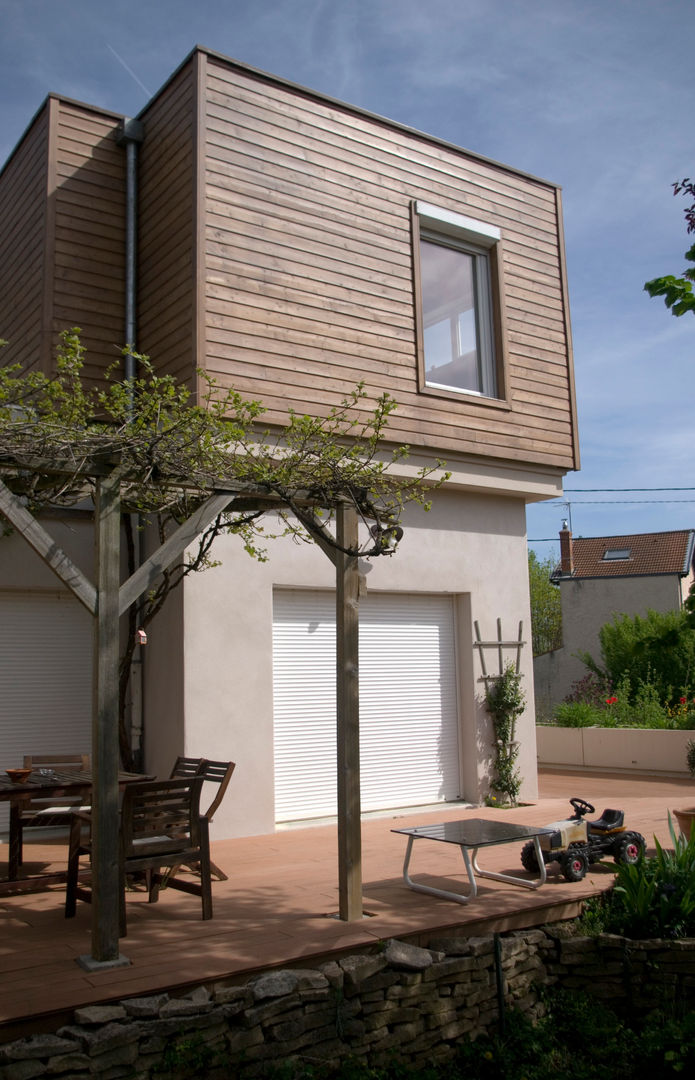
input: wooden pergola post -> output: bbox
[1,467,370,939]
[336,502,362,921]
[87,470,127,967]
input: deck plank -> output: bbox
[0,768,691,1039]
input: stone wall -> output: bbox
[1,929,694,1078]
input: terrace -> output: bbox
[0,767,691,1042]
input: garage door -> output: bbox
[272,590,460,822]
[0,590,93,831]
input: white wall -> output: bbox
[153,487,539,839]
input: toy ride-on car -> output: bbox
[520,798,646,882]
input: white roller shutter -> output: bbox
[273,590,460,822]
[0,590,93,832]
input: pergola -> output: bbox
[0,467,366,968]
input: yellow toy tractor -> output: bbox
[521,797,646,882]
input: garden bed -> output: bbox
[536,725,693,775]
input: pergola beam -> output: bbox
[118,491,237,615]
[0,475,371,958]
[0,478,97,614]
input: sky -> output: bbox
[1,0,693,560]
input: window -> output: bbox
[602,548,631,561]
[413,201,504,400]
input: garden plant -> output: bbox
[579,815,695,940]
[271,986,695,1079]
[485,663,524,805]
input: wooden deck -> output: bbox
[0,768,692,1041]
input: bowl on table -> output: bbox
[5,768,32,783]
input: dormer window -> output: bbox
[602,548,631,561]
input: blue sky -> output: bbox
[1,0,693,559]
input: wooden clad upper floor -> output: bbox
[0,47,579,472]
[0,96,126,384]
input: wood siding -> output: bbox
[51,101,126,385]
[137,65,197,386]
[198,53,578,470]
[0,50,578,472]
[0,98,125,385]
[0,104,49,372]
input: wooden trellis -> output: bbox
[474,618,525,682]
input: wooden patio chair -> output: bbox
[14,753,91,866]
[169,757,236,881]
[64,776,212,936]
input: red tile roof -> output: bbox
[553,529,695,579]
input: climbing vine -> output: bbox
[485,663,524,805]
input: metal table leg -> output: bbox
[470,834,548,890]
[401,835,477,904]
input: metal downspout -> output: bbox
[116,117,145,766]
[116,118,144,388]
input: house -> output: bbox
[534,525,695,714]
[0,47,579,839]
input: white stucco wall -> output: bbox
[152,487,539,840]
[0,512,95,589]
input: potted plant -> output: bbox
[672,738,695,839]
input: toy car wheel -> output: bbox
[561,847,588,882]
[521,840,540,873]
[613,833,645,865]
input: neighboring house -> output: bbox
[0,47,579,839]
[534,525,695,715]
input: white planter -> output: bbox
[536,725,693,775]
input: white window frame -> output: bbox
[413,201,507,403]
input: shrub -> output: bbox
[600,816,695,939]
[563,671,612,707]
[552,673,672,729]
[580,609,695,708]
[553,701,605,727]
[666,696,695,730]
[276,988,695,1079]
[687,738,695,776]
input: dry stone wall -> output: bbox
[1,929,694,1078]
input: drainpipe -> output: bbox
[116,117,145,767]
[116,118,145,393]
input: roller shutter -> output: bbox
[272,589,460,822]
[0,590,92,831]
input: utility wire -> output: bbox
[542,498,695,505]
[563,487,695,493]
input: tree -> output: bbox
[579,608,695,706]
[0,330,449,767]
[644,178,695,317]
[528,550,562,656]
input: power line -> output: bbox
[542,498,695,505]
[563,487,695,493]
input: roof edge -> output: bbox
[0,93,126,182]
[136,44,562,193]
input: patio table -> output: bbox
[0,768,151,894]
[392,818,556,904]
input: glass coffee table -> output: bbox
[392,819,556,904]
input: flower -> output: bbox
[680,697,687,704]
[605,696,618,705]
